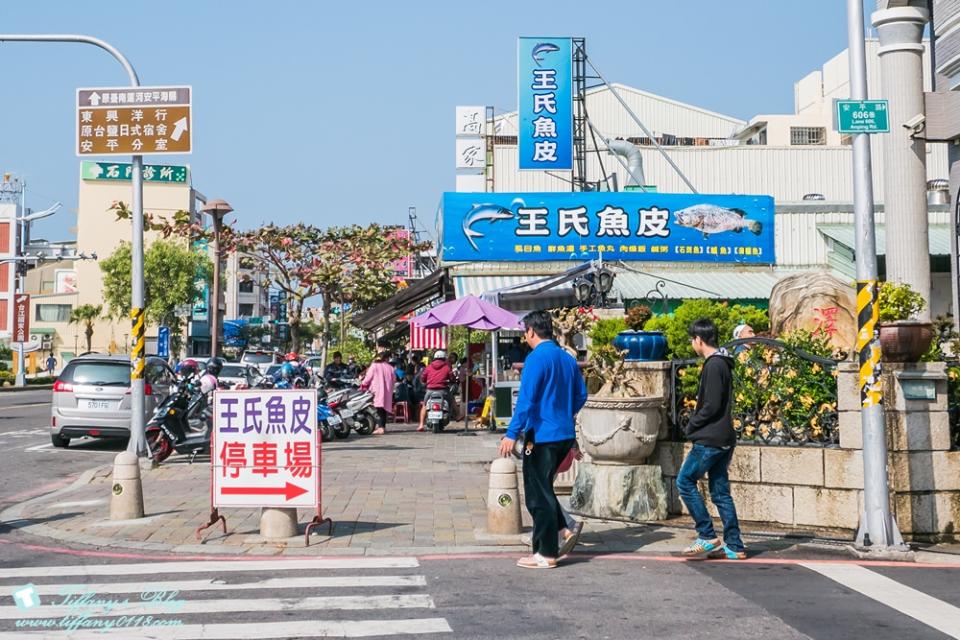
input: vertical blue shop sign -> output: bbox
[518,37,573,171]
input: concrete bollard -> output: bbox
[260,507,299,540]
[110,451,144,520]
[487,457,522,535]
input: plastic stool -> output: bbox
[393,401,410,424]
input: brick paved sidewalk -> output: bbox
[1,423,830,558]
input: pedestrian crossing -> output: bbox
[0,556,452,639]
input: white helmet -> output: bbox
[433,350,447,360]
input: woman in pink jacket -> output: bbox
[361,353,395,435]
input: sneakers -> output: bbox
[707,544,747,560]
[680,537,722,557]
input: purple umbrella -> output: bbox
[410,295,523,331]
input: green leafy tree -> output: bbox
[237,223,424,357]
[645,299,769,359]
[69,304,103,352]
[100,240,212,357]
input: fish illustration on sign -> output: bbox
[531,42,560,66]
[673,204,763,237]
[462,204,515,251]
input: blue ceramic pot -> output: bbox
[612,330,668,362]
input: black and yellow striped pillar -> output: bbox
[130,307,146,380]
[856,280,882,408]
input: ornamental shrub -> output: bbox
[644,299,769,359]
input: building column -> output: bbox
[873,5,931,318]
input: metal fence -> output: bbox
[670,337,840,447]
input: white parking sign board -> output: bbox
[212,389,319,509]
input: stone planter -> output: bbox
[878,321,934,363]
[577,395,663,465]
[613,330,668,362]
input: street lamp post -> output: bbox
[201,199,233,359]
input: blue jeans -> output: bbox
[676,443,744,552]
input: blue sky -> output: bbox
[1,1,858,242]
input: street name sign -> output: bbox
[76,86,192,156]
[836,99,889,134]
[157,326,170,358]
[13,294,29,343]
[212,389,319,509]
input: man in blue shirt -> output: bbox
[499,311,588,569]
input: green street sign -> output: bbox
[836,99,889,134]
[80,161,188,183]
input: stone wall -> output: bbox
[656,362,960,541]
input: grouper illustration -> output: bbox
[673,204,763,238]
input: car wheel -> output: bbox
[50,433,70,448]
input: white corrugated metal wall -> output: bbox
[493,143,949,203]
[495,84,745,139]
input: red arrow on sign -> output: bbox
[220,482,308,501]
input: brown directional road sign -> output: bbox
[76,86,192,156]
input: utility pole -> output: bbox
[0,34,148,456]
[846,0,906,551]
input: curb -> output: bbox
[0,384,54,393]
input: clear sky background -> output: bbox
[0,1,861,242]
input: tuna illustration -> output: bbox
[673,204,763,237]
[462,204,514,250]
[531,42,560,66]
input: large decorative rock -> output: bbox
[577,396,662,465]
[769,272,856,352]
[570,463,667,521]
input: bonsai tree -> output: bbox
[625,305,653,331]
[586,344,642,398]
[69,304,103,353]
[550,307,598,358]
[877,282,925,323]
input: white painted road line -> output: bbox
[804,563,960,639]
[0,557,420,579]
[0,617,454,639]
[1,594,436,619]
[23,443,53,452]
[21,574,428,595]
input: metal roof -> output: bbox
[454,265,821,304]
[817,224,951,256]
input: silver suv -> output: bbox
[50,354,175,447]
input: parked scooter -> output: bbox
[145,378,212,462]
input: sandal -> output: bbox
[558,521,583,558]
[372,428,385,435]
[516,553,557,569]
[416,426,425,432]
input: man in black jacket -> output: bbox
[676,319,746,560]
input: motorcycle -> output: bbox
[424,387,453,434]
[145,378,212,463]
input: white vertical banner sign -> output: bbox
[456,105,486,192]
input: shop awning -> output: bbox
[28,327,57,335]
[455,263,592,313]
[818,224,951,256]
[455,264,810,308]
[351,269,449,332]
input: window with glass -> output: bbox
[238,280,255,293]
[36,304,72,322]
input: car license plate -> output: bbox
[85,400,112,411]
[428,411,443,420]
[340,409,354,419]
[328,415,342,426]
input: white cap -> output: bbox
[733,324,749,340]
[434,350,447,360]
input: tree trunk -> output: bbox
[85,323,94,353]
[288,296,303,353]
[320,296,332,367]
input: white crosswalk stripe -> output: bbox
[0,557,452,639]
